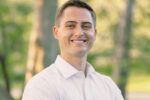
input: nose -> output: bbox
[74,25,84,36]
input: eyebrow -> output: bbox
[65,21,92,25]
[82,22,92,25]
[65,21,77,24]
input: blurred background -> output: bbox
[0,0,150,100]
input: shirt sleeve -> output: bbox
[108,77,124,100]
[114,91,124,100]
[22,76,59,100]
[102,75,124,100]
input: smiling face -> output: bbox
[53,7,96,58]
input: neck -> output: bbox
[61,53,87,73]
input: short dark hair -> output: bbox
[55,0,96,27]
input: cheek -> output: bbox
[59,34,70,45]
[89,33,96,41]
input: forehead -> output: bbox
[60,7,93,24]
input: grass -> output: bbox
[126,74,150,92]
[95,66,150,93]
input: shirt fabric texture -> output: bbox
[22,55,124,100]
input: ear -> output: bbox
[95,29,97,35]
[94,28,97,40]
[53,25,59,39]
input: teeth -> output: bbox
[73,40,84,43]
[70,40,87,45]
[72,40,86,42]
[71,40,86,42]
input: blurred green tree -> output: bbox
[25,0,58,83]
[113,0,135,98]
[0,0,31,99]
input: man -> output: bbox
[22,0,124,100]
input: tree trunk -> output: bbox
[0,15,12,98]
[113,0,135,99]
[0,87,13,100]
[25,0,58,83]
[41,0,58,67]
[0,55,10,93]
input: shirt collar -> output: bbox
[86,62,95,75]
[54,55,95,79]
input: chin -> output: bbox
[74,50,88,57]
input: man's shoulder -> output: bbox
[94,71,121,92]
[92,72,124,100]
[22,64,60,99]
[93,72,116,85]
[25,64,60,88]
[93,72,111,80]
[32,64,57,79]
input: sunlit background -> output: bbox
[0,0,150,100]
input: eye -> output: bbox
[82,23,92,30]
[65,23,75,29]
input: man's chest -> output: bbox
[57,78,112,100]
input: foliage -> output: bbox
[0,0,32,99]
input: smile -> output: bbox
[71,39,87,43]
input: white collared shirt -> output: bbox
[22,55,124,100]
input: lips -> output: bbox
[71,38,87,43]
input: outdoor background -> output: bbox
[0,0,150,100]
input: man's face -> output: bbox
[53,7,96,57]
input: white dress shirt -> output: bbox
[22,55,124,100]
